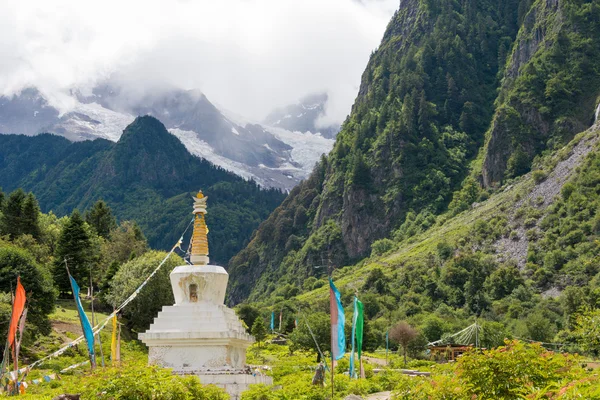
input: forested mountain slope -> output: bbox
[228,0,531,303]
[0,116,285,264]
[227,0,600,304]
[482,0,600,185]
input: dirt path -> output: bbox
[367,391,392,400]
[362,356,387,366]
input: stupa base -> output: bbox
[178,372,272,400]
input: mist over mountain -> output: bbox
[0,85,335,190]
[263,93,340,139]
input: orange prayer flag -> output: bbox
[8,278,26,348]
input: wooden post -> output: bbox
[330,349,334,399]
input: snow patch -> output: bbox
[170,128,255,181]
[267,126,334,172]
[231,126,240,135]
[60,102,134,141]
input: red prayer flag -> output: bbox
[8,278,26,348]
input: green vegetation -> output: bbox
[238,338,599,400]
[104,251,183,333]
[392,340,599,399]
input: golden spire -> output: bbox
[191,190,209,265]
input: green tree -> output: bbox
[0,187,5,212]
[105,251,183,332]
[237,303,260,333]
[420,315,446,342]
[485,264,524,300]
[0,243,56,336]
[480,321,511,349]
[85,200,117,239]
[289,312,331,360]
[21,192,41,239]
[53,210,92,296]
[525,311,556,343]
[100,221,148,280]
[573,309,600,356]
[251,317,267,347]
[0,188,26,239]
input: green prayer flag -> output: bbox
[355,297,364,359]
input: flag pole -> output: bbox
[90,268,105,367]
[329,267,334,399]
[330,330,334,400]
[6,283,17,395]
[65,259,96,370]
[386,330,389,366]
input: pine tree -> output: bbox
[251,317,267,348]
[0,187,5,212]
[0,188,26,239]
[54,210,92,296]
[85,200,116,239]
[21,192,41,239]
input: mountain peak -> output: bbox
[117,115,185,152]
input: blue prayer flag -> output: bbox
[329,278,345,360]
[69,276,95,360]
[270,311,275,331]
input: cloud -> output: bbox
[0,0,397,123]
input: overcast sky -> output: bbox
[0,0,398,125]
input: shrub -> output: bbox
[371,238,395,257]
[524,217,537,228]
[532,169,548,183]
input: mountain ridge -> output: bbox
[0,116,286,264]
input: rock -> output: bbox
[52,395,80,400]
[344,395,364,400]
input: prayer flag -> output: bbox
[116,324,121,363]
[386,330,389,354]
[279,311,282,331]
[270,311,275,331]
[355,297,364,360]
[111,315,117,364]
[8,278,26,349]
[349,296,364,378]
[69,276,95,361]
[350,297,357,378]
[329,278,345,360]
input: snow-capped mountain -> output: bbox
[0,87,334,190]
[263,93,340,139]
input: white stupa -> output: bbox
[139,191,272,399]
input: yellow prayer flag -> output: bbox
[111,315,117,365]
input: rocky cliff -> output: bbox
[482,0,600,186]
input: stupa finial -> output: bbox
[190,190,209,265]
